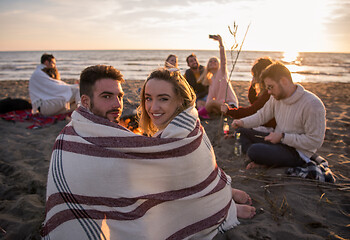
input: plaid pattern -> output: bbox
[286,155,336,183]
[0,109,70,129]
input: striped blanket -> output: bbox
[41,106,239,240]
[0,109,70,129]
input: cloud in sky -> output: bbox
[325,0,350,51]
[0,0,349,52]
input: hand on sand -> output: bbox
[224,133,234,139]
[246,162,267,170]
[232,188,252,205]
[236,204,256,219]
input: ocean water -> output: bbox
[0,50,349,83]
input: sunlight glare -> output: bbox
[282,51,300,64]
[248,0,331,52]
[291,73,306,83]
[285,64,306,83]
[283,51,305,82]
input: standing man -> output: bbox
[232,62,326,169]
[29,53,80,116]
[184,53,208,108]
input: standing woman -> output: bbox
[138,68,255,238]
[197,35,239,118]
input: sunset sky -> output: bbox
[0,0,349,53]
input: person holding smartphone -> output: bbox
[197,35,239,118]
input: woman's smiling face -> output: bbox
[144,78,181,130]
[167,56,178,68]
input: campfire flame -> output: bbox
[120,116,143,135]
[100,215,110,240]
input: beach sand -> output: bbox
[0,80,349,240]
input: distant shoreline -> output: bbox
[1,49,350,54]
[1,79,350,104]
[1,51,349,83]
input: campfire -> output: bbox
[119,114,143,135]
[100,215,110,240]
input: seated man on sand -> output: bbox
[29,53,80,116]
[184,53,208,109]
[231,61,326,169]
[41,65,254,240]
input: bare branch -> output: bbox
[216,22,251,145]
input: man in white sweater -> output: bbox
[232,62,326,169]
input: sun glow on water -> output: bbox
[285,63,306,83]
[282,51,306,82]
[283,51,300,64]
[291,73,306,83]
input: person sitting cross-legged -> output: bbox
[231,61,326,170]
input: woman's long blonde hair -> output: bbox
[197,57,219,86]
[138,68,196,136]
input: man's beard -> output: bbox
[90,101,121,123]
[106,109,121,123]
[190,64,198,70]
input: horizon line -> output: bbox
[1,49,349,54]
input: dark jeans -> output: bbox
[237,128,305,167]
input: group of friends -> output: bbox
[30,35,326,239]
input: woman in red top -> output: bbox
[221,57,276,130]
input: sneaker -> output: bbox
[198,107,210,119]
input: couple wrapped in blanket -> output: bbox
[41,65,256,239]
[42,105,244,239]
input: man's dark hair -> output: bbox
[260,61,292,83]
[41,53,55,64]
[251,57,273,79]
[186,53,197,64]
[79,65,124,98]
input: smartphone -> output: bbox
[209,35,215,39]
